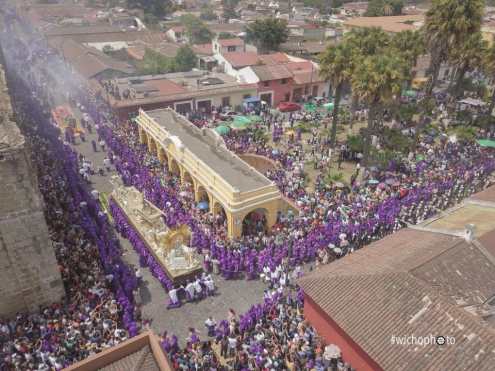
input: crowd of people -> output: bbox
[163,288,353,370]
[0,14,142,370]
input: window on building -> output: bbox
[222,96,230,107]
[281,78,288,84]
[284,92,291,102]
[263,81,270,87]
[227,46,236,52]
[304,85,309,94]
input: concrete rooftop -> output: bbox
[147,109,272,192]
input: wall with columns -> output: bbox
[136,111,282,238]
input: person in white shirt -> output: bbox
[103,157,111,172]
[91,189,99,200]
[167,287,181,309]
[204,316,216,337]
[204,275,215,295]
[194,278,203,298]
[185,281,195,301]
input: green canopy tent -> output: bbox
[477,139,495,148]
[323,102,334,111]
[230,120,250,130]
[215,125,231,135]
[304,103,317,112]
[403,90,418,98]
[248,115,263,123]
[233,115,251,124]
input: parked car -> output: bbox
[277,102,301,112]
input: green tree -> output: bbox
[222,0,240,20]
[351,52,407,163]
[180,14,213,44]
[245,18,289,53]
[483,42,495,115]
[319,41,354,148]
[423,0,485,98]
[127,0,172,19]
[139,48,174,75]
[200,7,217,21]
[174,46,198,72]
[344,27,390,57]
[218,32,236,39]
[365,0,404,16]
[390,30,425,71]
[449,32,487,98]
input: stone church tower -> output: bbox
[0,65,63,316]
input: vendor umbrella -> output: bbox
[197,201,209,210]
[214,125,230,135]
[477,139,495,149]
[403,90,418,98]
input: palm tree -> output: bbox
[351,52,407,164]
[483,42,495,115]
[449,32,487,99]
[319,41,354,148]
[343,27,391,127]
[344,27,390,57]
[423,0,485,98]
[390,30,425,72]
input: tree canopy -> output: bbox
[245,18,289,53]
[174,46,198,72]
[138,46,197,75]
[179,14,213,44]
[218,32,236,39]
[222,0,240,20]
[423,0,485,96]
[199,7,217,21]
[126,0,172,19]
[365,0,404,16]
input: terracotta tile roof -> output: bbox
[217,38,244,47]
[344,15,424,33]
[65,331,172,371]
[299,228,495,371]
[258,52,290,65]
[285,61,323,84]
[100,345,159,371]
[147,79,188,95]
[222,52,260,68]
[48,38,134,78]
[192,43,213,56]
[251,64,292,81]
